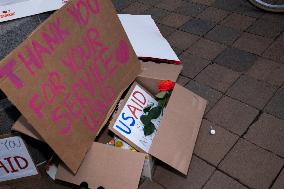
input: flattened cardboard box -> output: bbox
[0,0,140,174]
[12,62,207,189]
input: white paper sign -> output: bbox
[0,136,38,182]
[113,84,161,152]
[0,0,68,22]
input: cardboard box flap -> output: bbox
[149,84,207,175]
[137,62,182,94]
[56,142,145,189]
[139,62,182,82]
[12,116,42,141]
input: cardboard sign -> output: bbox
[0,136,38,182]
[0,0,140,173]
[110,83,161,152]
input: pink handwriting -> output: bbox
[67,0,100,26]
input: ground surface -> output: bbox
[0,0,284,189]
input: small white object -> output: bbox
[210,129,216,135]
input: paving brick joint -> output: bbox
[0,0,284,188]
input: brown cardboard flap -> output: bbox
[149,84,207,175]
[139,62,182,81]
[12,116,42,141]
[56,142,145,189]
[0,0,141,173]
[137,62,182,94]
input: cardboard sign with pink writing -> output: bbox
[0,136,38,182]
[0,0,140,173]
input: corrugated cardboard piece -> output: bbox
[0,0,140,173]
[56,142,145,189]
[149,84,206,174]
[137,62,182,94]
[138,63,206,174]
[13,116,42,141]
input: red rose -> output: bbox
[159,80,175,91]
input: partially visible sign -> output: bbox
[0,136,38,182]
[111,84,161,152]
[0,0,68,23]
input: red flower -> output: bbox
[159,80,175,91]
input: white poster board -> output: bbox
[118,14,180,62]
[0,136,38,182]
[112,84,162,152]
[0,0,67,22]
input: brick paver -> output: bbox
[155,0,185,11]
[168,31,200,51]
[186,38,226,60]
[139,180,165,189]
[247,16,284,38]
[143,7,168,22]
[206,96,259,135]
[203,171,249,189]
[263,34,284,64]
[264,86,284,120]
[271,169,284,189]
[180,53,210,78]
[1,0,284,188]
[194,119,239,166]
[192,0,215,6]
[246,58,284,86]
[177,76,190,86]
[121,2,151,14]
[233,32,273,55]
[153,156,215,189]
[226,75,277,109]
[215,47,257,72]
[174,2,208,17]
[220,13,256,31]
[205,25,241,45]
[194,64,240,92]
[245,113,284,157]
[185,80,223,112]
[159,13,191,28]
[219,139,284,189]
[180,19,216,36]
[197,7,229,23]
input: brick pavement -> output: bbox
[0,0,284,188]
